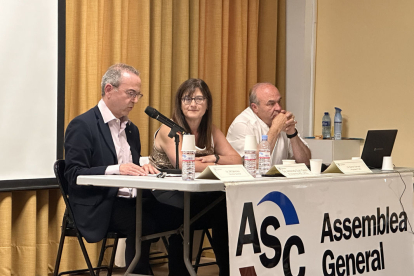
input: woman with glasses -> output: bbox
[149,78,241,276]
[149,78,241,170]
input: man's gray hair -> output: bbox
[249,82,273,105]
[101,63,140,96]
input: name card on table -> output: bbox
[197,165,255,181]
[323,159,372,174]
[265,163,314,178]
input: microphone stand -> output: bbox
[159,125,182,174]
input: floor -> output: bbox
[110,258,219,276]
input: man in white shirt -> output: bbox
[226,83,311,166]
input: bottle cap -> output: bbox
[324,112,329,115]
[261,135,268,141]
[182,134,196,151]
[335,107,342,112]
[244,135,257,151]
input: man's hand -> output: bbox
[271,110,288,130]
[267,111,288,155]
[284,111,297,135]
[120,163,160,176]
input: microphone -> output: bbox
[145,106,186,134]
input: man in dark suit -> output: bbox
[64,63,159,274]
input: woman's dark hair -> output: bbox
[172,78,213,150]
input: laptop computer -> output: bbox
[361,129,398,168]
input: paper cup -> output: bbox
[282,159,296,165]
[310,159,323,174]
[244,135,257,151]
[182,134,196,151]
[381,156,394,171]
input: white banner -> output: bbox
[226,173,414,276]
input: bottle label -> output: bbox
[182,154,195,161]
[322,121,330,126]
[259,151,270,158]
[244,153,256,160]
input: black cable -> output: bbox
[394,167,414,235]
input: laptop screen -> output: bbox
[361,130,398,169]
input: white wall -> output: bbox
[314,0,414,167]
[285,0,316,137]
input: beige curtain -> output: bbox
[0,1,285,275]
[65,0,285,155]
[198,0,285,135]
[0,189,108,276]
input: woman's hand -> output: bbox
[196,155,216,163]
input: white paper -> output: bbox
[197,165,254,181]
[323,159,372,174]
[265,163,314,178]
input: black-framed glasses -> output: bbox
[182,96,205,105]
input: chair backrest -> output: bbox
[54,160,76,226]
[54,160,69,195]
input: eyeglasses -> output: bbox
[182,96,205,105]
[111,84,143,100]
[121,89,143,100]
[125,90,143,100]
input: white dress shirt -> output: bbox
[98,99,136,198]
[226,107,308,165]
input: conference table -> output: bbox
[77,174,225,276]
[77,168,414,276]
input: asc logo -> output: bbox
[236,191,305,276]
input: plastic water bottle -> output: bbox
[334,107,342,140]
[182,150,195,180]
[244,149,256,177]
[258,135,271,175]
[322,112,331,139]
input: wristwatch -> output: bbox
[214,153,220,164]
[287,128,298,139]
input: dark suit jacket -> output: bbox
[64,106,141,243]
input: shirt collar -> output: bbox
[98,99,130,125]
[248,107,269,131]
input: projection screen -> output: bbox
[0,0,63,186]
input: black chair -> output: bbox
[149,236,169,263]
[53,160,122,276]
[193,229,218,272]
